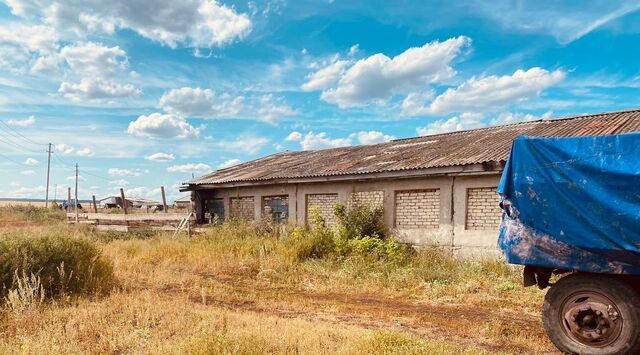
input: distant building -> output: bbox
[181,109,640,256]
[99,196,163,210]
[174,195,191,209]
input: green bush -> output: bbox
[0,205,66,223]
[0,229,115,300]
[334,202,387,240]
[338,236,412,263]
[281,209,335,263]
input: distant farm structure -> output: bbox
[99,196,163,211]
[65,186,194,233]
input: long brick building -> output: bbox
[181,109,640,256]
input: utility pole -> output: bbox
[161,186,167,213]
[74,163,79,224]
[53,184,57,203]
[45,143,52,207]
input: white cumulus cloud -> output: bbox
[5,0,252,49]
[159,87,244,118]
[109,179,130,186]
[167,163,212,174]
[311,36,470,107]
[407,67,566,116]
[76,147,94,156]
[351,131,395,145]
[107,168,143,177]
[256,94,296,123]
[7,116,36,126]
[218,159,241,169]
[301,60,351,92]
[145,152,176,162]
[0,23,57,73]
[127,113,200,139]
[416,112,485,136]
[55,143,75,155]
[24,158,38,165]
[489,111,554,126]
[60,42,128,77]
[285,131,302,141]
[293,132,352,151]
[59,78,141,101]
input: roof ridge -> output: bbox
[391,108,640,143]
[183,108,640,185]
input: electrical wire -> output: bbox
[0,131,45,154]
[0,120,44,146]
[0,150,27,165]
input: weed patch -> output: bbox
[0,228,115,301]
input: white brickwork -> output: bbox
[348,191,384,209]
[466,187,502,230]
[395,189,440,229]
[230,197,254,220]
[306,194,339,225]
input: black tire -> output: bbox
[542,273,640,355]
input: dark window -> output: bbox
[263,196,289,224]
[205,199,225,224]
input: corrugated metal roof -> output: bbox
[186,109,640,186]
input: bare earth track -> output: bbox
[150,273,557,354]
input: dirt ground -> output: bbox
[0,219,559,354]
[148,271,557,354]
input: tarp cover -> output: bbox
[498,133,640,274]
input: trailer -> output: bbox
[498,133,640,355]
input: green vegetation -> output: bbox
[0,205,66,224]
[0,202,549,353]
[0,228,115,302]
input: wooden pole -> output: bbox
[120,188,128,215]
[92,195,98,213]
[161,186,168,213]
[45,143,52,207]
[67,187,71,213]
[74,163,78,224]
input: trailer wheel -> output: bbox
[542,273,640,355]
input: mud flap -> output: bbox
[523,266,553,289]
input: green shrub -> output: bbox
[0,205,65,223]
[339,236,412,263]
[0,229,115,300]
[92,228,160,242]
[334,201,387,240]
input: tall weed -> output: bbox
[0,228,115,300]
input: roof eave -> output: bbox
[180,161,504,191]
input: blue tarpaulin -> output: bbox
[497,133,640,274]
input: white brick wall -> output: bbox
[395,189,440,229]
[465,187,501,230]
[306,193,339,225]
[230,197,254,220]
[349,191,384,209]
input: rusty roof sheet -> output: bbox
[187,109,640,186]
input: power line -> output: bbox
[0,131,45,154]
[0,120,44,146]
[0,150,26,165]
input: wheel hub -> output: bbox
[561,293,623,347]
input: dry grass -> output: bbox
[0,220,555,354]
[0,201,48,207]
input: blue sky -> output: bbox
[1,0,639,202]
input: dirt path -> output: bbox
[192,289,553,354]
[146,273,557,354]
